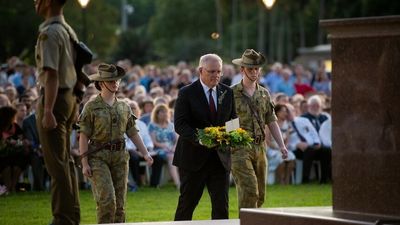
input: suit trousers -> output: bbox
[174,151,230,221]
[37,89,80,225]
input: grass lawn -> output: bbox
[0,183,331,225]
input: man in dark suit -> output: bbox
[173,54,236,221]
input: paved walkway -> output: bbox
[88,219,240,225]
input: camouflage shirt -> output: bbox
[79,95,138,143]
[232,82,277,139]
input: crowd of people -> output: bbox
[0,1,332,224]
[0,54,332,194]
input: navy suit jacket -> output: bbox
[173,80,236,172]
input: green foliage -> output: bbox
[1,0,400,64]
[148,0,219,63]
[0,0,41,63]
[112,28,156,65]
[64,0,119,61]
[0,183,332,224]
[0,0,118,62]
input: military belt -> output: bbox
[91,140,125,152]
[79,139,125,161]
[253,135,264,145]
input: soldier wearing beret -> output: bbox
[79,63,153,223]
[231,49,288,209]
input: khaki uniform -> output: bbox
[79,95,138,223]
[231,82,277,209]
[35,15,80,225]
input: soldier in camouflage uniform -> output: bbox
[231,49,288,209]
[79,63,153,223]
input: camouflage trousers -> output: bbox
[231,145,267,209]
[88,149,130,224]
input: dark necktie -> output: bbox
[209,89,217,121]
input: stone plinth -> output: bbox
[241,15,400,225]
[321,15,400,218]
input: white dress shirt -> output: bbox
[288,116,321,151]
[319,118,332,148]
[199,79,217,110]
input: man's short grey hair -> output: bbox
[198,54,223,68]
[307,95,322,106]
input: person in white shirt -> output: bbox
[125,100,155,189]
[286,104,329,183]
[319,118,332,148]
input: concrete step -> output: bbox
[240,207,400,225]
[88,219,239,225]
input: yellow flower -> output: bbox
[197,126,253,150]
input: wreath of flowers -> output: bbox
[197,126,253,150]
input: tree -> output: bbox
[0,0,120,63]
[148,0,222,63]
[0,0,41,63]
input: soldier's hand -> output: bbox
[82,162,92,177]
[280,146,288,159]
[144,153,154,166]
[42,110,57,129]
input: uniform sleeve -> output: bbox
[125,106,138,137]
[78,104,93,137]
[265,98,277,124]
[37,28,60,71]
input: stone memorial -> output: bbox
[240,15,400,225]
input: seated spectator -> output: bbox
[139,96,154,125]
[221,64,235,86]
[286,104,321,184]
[293,65,315,96]
[266,104,296,185]
[276,68,296,96]
[19,93,34,115]
[22,97,47,191]
[14,65,36,95]
[274,92,289,105]
[299,99,308,116]
[0,106,30,193]
[312,64,331,96]
[14,102,27,128]
[4,86,18,104]
[290,94,305,116]
[300,96,331,183]
[125,100,157,190]
[148,104,180,189]
[260,62,283,93]
[173,69,193,89]
[0,94,11,107]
